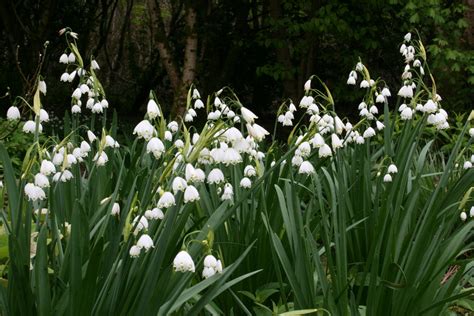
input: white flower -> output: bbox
[147,99,161,119]
[37,80,47,95]
[101,99,109,109]
[71,105,81,113]
[363,127,376,138]
[299,161,315,175]
[59,53,69,64]
[38,109,49,123]
[240,177,252,188]
[6,106,21,120]
[304,79,311,92]
[463,161,472,169]
[383,174,392,183]
[299,95,314,108]
[310,133,325,148]
[222,148,242,165]
[105,135,120,148]
[168,121,179,133]
[24,183,46,201]
[246,123,269,142]
[291,155,303,167]
[93,151,108,166]
[72,88,82,100]
[460,212,467,221]
[129,245,141,258]
[194,99,204,109]
[318,144,332,158]
[184,113,193,122]
[184,185,200,203]
[404,32,412,42]
[240,107,258,123]
[387,164,398,174]
[40,160,56,175]
[89,59,100,70]
[331,134,343,150]
[401,108,413,120]
[376,121,385,131]
[164,131,172,141]
[192,88,201,99]
[244,165,256,177]
[468,128,474,138]
[422,100,437,114]
[23,121,42,134]
[360,80,369,88]
[355,135,365,144]
[52,170,74,182]
[207,169,225,184]
[137,234,154,251]
[222,127,243,143]
[157,192,175,208]
[470,206,474,218]
[132,216,149,235]
[173,250,195,272]
[381,87,391,97]
[133,120,156,140]
[221,183,233,201]
[145,208,164,220]
[397,85,413,98]
[202,267,216,279]
[34,173,50,188]
[111,203,120,216]
[92,103,103,113]
[375,94,385,103]
[68,52,76,63]
[347,76,356,85]
[146,138,165,159]
[298,142,311,157]
[172,177,187,194]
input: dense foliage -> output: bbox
[0,29,473,315]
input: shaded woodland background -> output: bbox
[0,0,473,122]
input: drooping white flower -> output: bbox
[52,170,74,182]
[91,59,100,70]
[132,216,149,235]
[67,70,77,82]
[244,165,256,177]
[404,32,412,42]
[24,183,46,201]
[40,160,56,175]
[146,137,165,159]
[400,108,413,120]
[299,95,314,108]
[460,212,467,221]
[422,100,437,113]
[376,121,385,131]
[6,106,21,120]
[246,123,269,142]
[147,99,161,119]
[133,120,156,140]
[291,155,303,167]
[304,79,311,92]
[173,250,195,272]
[105,135,120,148]
[34,173,50,188]
[331,134,343,150]
[222,127,243,143]
[23,121,42,134]
[360,80,369,88]
[93,151,108,166]
[397,85,413,98]
[68,52,76,63]
[240,177,252,188]
[207,169,225,184]
[346,76,356,85]
[318,144,332,158]
[144,208,164,220]
[363,127,376,138]
[184,185,200,203]
[383,174,392,183]
[129,245,141,258]
[221,183,234,201]
[59,53,69,64]
[463,161,472,169]
[92,103,103,114]
[375,94,385,103]
[172,177,187,194]
[137,234,154,251]
[157,191,175,208]
[240,107,258,123]
[71,105,81,113]
[470,206,474,218]
[468,128,474,138]
[299,161,315,175]
[111,203,120,216]
[310,133,325,148]
[168,121,179,133]
[381,87,391,97]
[194,99,204,109]
[388,164,398,174]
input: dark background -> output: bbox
[0,0,473,124]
